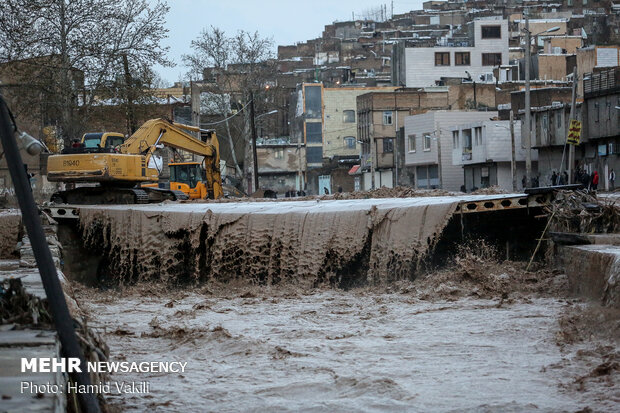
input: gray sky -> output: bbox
[152,0,424,84]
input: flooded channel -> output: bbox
[76,285,618,412]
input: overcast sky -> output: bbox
[152,0,424,84]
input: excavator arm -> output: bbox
[120,118,220,164]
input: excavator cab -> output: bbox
[82,132,125,150]
[169,162,207,199]
[62,132,125,154]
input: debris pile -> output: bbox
[400,240,568,301]
[0,278,53,326]
[548,190,620,234]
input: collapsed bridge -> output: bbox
[52,193,551,287]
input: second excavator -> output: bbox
[47,118,223,204]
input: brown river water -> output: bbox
[75,285,619,412]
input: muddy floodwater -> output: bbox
[76,287,618,412]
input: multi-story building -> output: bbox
[293,83,396,193]
[392,17,510,87]
[528,67,620,189]
[323,86,395,160]
[403,110,500,191]
[256,138,306,195]
[451,120,533,192]
[356,88,452,189]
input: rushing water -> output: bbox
[80,289,614,412]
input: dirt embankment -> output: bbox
[0,209,21,258]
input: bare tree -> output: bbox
[183,27,275,189]
[0,0,171,144]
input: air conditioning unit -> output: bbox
[478,73,494,82]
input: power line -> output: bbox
[199,99,252,126]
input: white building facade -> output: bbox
[398,17,509,87]
[450,120,538,192]
[404,110,499,191]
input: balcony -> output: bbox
[584,68,620,98]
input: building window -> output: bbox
[306,122,322,144]
[455,52,470,66]
[435,52,450,66]
[423,133,431,151]
[383,138,394,153]
[482,53,502,66]
[408,134,416,152]
[274,148,284,159]
[452,130,459,148]
[383,111,393,125]
[481,25,501,39]
[306,146,323,164]
[462,129,472,160]
[304,85,322,119]
[344,136,356,149]
[343,110,355,123]
[417,165,439,189]
[474,127,482,145]
[595,102,600,122]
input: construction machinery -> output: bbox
[47,118,223,204]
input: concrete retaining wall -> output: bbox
[558,244,620,308]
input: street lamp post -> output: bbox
[250,103,278,193]
[523,11,560,189]
[510,110,517,192]
[249,92,258,193]
[524,13,532,189]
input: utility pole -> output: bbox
[297,136,303,192]
[524,10,532,188]
[371,133,376,189]
[436,130,443,189]
[394,94,398,186]
[510,110,517,191]
[250,91,259,193]
[567,66,578,184]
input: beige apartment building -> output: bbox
[322,86,396,160]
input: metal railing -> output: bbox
[583,67,620,97]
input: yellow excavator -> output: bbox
[47,118,223,204]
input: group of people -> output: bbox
[551,168,615,191]
[550,171,569,186]
[523,168,616,192]
[574,169,600,191]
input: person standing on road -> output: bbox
[551,171,558,186]
[610,169,616,191]
[592,170,599,191]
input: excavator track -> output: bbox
[51,186,151,205]
[141,187,189,202]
